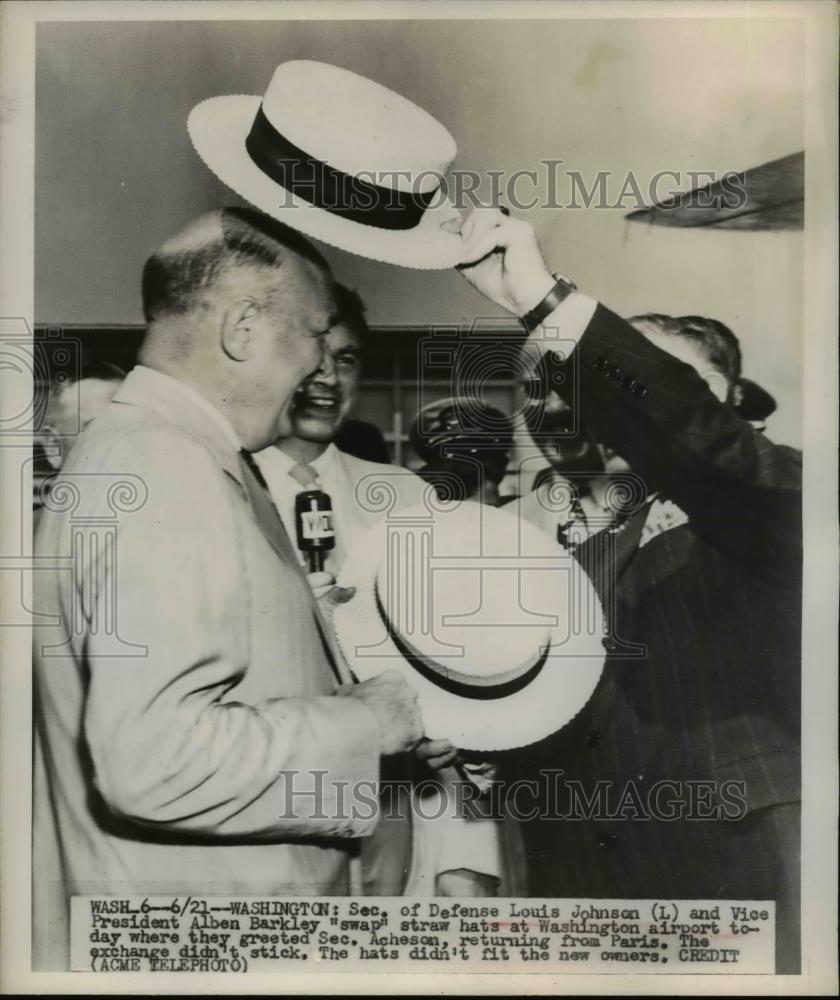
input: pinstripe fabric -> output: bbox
[512,307,801,972]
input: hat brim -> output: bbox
[333,503,606,752]
[188,95,463,270]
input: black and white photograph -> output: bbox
[0,1,837,994]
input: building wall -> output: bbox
[36,18,804,448]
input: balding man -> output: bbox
[32,207,422,969]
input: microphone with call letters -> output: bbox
[294,488,336,573]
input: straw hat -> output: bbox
[188,60,462,269]
[333,500,606,751]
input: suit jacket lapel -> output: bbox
[238,452,355,686]
[238,452,302,567]
[112,368,352,684]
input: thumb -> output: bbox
[322,585,356,608]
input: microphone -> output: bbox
[294,488,336,573]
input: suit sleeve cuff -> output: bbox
[523,292,598,358]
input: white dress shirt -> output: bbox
[255,442,354,574]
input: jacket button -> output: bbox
[584,730,600,748]
[632,383,647,398]
[593,356,606,371]
[597,832,618,849]
[620,375,636,391]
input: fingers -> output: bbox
[458,209,526,268]
[439,210,465,236]
[368,668,407,686]
[435,869,500,898]
[309,569,356,605]
[338,670,424,754]
[307,570,335,600]
[322,585,356,608]
[460,204,505,242]
[415,737,459,770]
[418,738,455,758]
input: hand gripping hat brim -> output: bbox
[188,61,463,269]
[333,500,606,752]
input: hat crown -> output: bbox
[333,499,606,750]
[261,60,456,193]
[374,502,565,682]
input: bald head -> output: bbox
[141,207,329,328]
[138,207,337,450]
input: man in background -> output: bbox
[38,360,125,471]
[34,361,125,527]
[410,399,514,508]
[33,208,423,968]
[256,286,507,897]
[508,372,615,549]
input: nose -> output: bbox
[311,344,338,386]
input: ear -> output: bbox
[701,369,730,403]
[221,299,259,362]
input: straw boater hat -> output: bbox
[188,60,463,269]
[333,500,606,752]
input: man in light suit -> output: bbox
[256,285,507,897]
[33,207,423,969]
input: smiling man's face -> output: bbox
[289,320,363,444]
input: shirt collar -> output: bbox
[256,440,339,483]
[311,442,339,478]
[112,365,244,485]
[130,366,242,453]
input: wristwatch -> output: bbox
[520,273,578,333]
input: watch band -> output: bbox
[520,273,578,332]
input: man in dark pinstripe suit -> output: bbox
[453,207,802,973]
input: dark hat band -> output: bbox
[375,581,548,701]
[246,105,437,231]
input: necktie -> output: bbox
[288,462,320,489]
[288,462,345,572]
[238,450,353,685]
